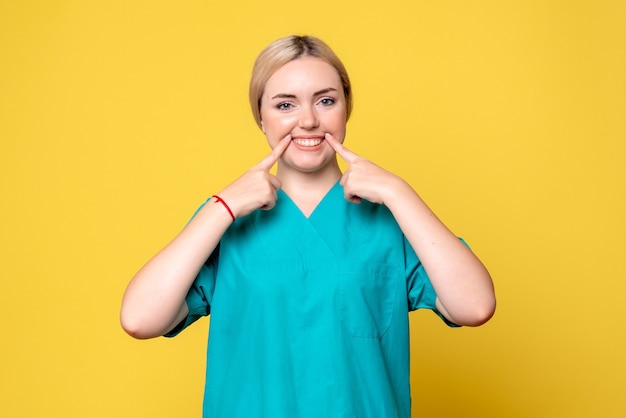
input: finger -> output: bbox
[260,189,279,211]
[256,134,292,171]
[347,195,362,204]
[341,176,363,204]
[325,133,358,164]
[268,174,282,191]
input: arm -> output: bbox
[120,135,292,339]
[325,133,495,326]
[120,201,231,339]
[382,177,495,326]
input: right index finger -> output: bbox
[256,134,292,171]
[325,133,359,164]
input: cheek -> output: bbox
[264,115,297,135]
[325,113,347,136]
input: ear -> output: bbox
[260,120,265,134]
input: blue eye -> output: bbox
[277,102,293,110]
[319,97,335,106]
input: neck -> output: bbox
[276,159,342,201]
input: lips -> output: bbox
[292,137,324,147]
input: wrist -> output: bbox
[211,195,236,222]
[381,175,408,204]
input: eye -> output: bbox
[276,102,294,111]
[319,97,335,106]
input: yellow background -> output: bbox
[1,1,624,417]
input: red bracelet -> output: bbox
[212,195,236,222]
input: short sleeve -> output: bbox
[405,236,461,327]
[163,249,218,337]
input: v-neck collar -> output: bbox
[277,180,342,220]
[272,180,358,259]
[246,180,363,260]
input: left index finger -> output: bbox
[255,134,291,171]
[325,133,358,164]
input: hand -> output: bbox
[325,133,400,205]
[216,135,291,217]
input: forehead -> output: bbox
[263,56,342,96]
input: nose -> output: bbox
[298,105,319,130]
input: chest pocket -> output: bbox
[339,263,402,339]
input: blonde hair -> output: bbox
[249,35,353,129]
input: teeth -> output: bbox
[293,138,322,147]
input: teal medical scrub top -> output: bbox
[167,182,450,418]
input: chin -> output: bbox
[286,155,335,174]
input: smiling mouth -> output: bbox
[292,137,324,147]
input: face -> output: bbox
[260,56,347,174]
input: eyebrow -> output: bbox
[270,87,338,100]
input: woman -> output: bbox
[121,35,496,417]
